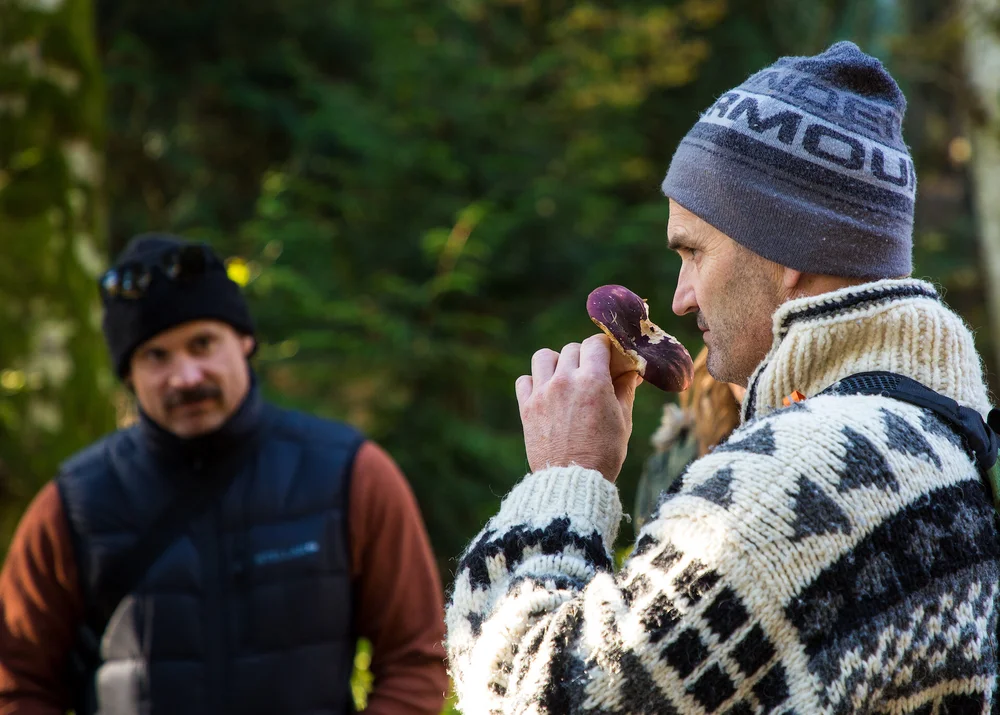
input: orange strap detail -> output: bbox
[782,390,806,407]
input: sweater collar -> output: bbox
[742,278,992,423]
[138,376,265,468]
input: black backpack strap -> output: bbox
[68,468,240,713]
[99,470,238,624]
[821,371,1000,508]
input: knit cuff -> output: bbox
[491,466,623,551]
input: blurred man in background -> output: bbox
[0,235,447,714]
[447,41,1000,713]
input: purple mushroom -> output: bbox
[587,285,694,393]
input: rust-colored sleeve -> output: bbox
[0,481,84,714]
[349,442,448,715]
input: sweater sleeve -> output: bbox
[445,465,793,715]
[348,442,448,715]
[0,482,84,715]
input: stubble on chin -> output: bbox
[703,334,735,385]
[703,314,771,387]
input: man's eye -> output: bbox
[192,336,214,353]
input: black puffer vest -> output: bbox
[57,386,364,714]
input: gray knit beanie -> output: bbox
[661,41,914,279]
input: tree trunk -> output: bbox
[0,0,116,549]
[964,0,1000,375]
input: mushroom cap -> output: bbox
[587,284,694,393]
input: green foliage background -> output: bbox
[92,0,994,562]
[0,0,995,710]
[1,0,993,565]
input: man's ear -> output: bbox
[241,335,256,357]
[782,266,803,293]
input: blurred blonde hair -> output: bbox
[651,346,741,458]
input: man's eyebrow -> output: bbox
[188,331,217,346]
[666,231,693,252]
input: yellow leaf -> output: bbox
[226,258,251,286]
[1,370,26,392]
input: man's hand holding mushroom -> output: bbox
[515,334,642,483]
[515,285,694,483]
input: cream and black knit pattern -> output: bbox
[446,279,1000,714]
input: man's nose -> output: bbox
[167,357,205,388]
[672,264,698,316]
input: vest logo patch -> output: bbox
[253,540,321,567]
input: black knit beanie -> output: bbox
[101,234,255,377]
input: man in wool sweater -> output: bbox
[446,41,1000,714]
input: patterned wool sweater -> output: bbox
[446,279,1000,714]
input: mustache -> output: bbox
[164,383,222,409]
[696,313,709,332]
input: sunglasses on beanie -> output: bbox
[100,245,223,300]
